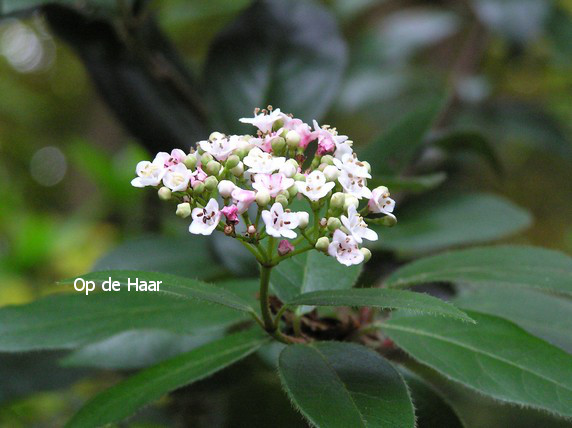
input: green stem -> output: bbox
[271,245,313,265]
[259,265,275,332]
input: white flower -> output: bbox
[162,163,191,192]
[338,170,372,199]
[328,229,364,266]
[239,108,284,133]
[261,203,299,239]
[333,141,353,160]
[218,180,236,198]
[199,135,238,161]
[252,173,294,198]
[153,149,186,170]
[279,161,297,178]
[297,211,309,229]
[189,198,221,235]
[368,186,396,218]
[296,170,335,201]
[333,153,371,178]
[341,205,378,244]
[131,160,165,187]
[243,147,286,174]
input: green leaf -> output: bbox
[66,328,268,428]
[285,289,474,323]
[455,286,572,353]
[369,172,447,194]
[64,270,255,313]
[0,279,259,352]
[278,342,415,428]
[372,193,531,255]
[361,95,447,175]
[399,368,465,428]
[271,251,361,304]
[431,130,503,174]
[385,245,572,296]
[383,311,572,418]
[204,0,347,133]
[93,235,226,280]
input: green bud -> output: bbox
[343,195,359,211]
[204,176,218,191]
[184,154,197,169]
[330,192,345,210]
[225,154,240,169]
[272,118,284,131]
[294,173,306,181]
[193,182,205,194]
[315,237,330,253]
[321,155,334,165]
[360,247,372,263]
[327,217,342,231]
[231,162,244,177]
[201,153,214,165]
[276,194,289,208]
[286,130,301,148]
[318,163,327,172]
[287,184,298,198]
[271,136,286,153]
[209,131,225,141]
[158,187,171,201]
[235,148,249,160]
[176,202,191,218]
[256,189,271,206]
[206,161,221,176]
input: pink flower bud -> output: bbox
[221,204,239,223]
[278,239,294,256]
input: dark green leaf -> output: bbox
[285,288,474,323]
[0,0,120,16]
[385,245,572,296]
[279,342,415,428]
[271,251,361,304]
[372,193,531,255]
[399,368,465,428]
[455,286,572,353]
[64,270,255,313]
[205,0,347,133]
[369,172,447,194]
[93,235,226,280]
[361,95,447,175]
[0,279,258,352]
[383,311,572,418]
[66,328,268,427]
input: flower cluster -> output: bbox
[132,107,396,266]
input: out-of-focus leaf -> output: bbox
[399,368,464,428]
[369,172,447,193]
[361,94,447,175]
[455,286,572,354]
[271,251,361,304]
[385,246,572,297]
[383,311,572,418]
[93,235,226,280]
[431,130,502,174]
[371,192,532,255]
[61,330,222,369]
[278,342,415,428]
[67,328,268,428]
[285,289,474,323]
[0,0,122,17]
[65,270,255,313]
[204,0,347,133]
[0,279,258,352]
[547,5,572,65]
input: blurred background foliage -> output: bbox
[0,0,571,426]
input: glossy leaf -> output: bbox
[0,279,258,352]
[279,342,415,428]
[385,245,572,296]
[383,311,572,418]
[204,0,347,133]
[271,251,361,304]
[361,95,446,175]
[93,235,226,280]
[455,286,572,353]
[63,270,255,313]
[372,193,531,255]
[285,288,474,322]
[67,328,268,427]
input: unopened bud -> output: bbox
[272,118,284,132]
[327,217,341,231]
[278,239,294,256]
[193,182,205,194]
[323,165,340,181]
[319,218,327,228]
[231,162,244,177]
[321,155,334,165]
[225,154,240,169]
[294,173,306,181]
[218,180,236,198]
[256,189,271,206]
[286,130,301,148]
[287,184,298,198]
[158,187,171,201]
[235,148,249,159]
[315,237,330,252]
[271,136,286,153]
[201,153,214,165]
[184,154,197,169]
[247,224,256,236]
[276,194,289,208]
[206,161,221,176]
[330,192,345,210]
[297,212,309,229]
[176,202,191,218]
[318,163,327,171]
[279,160,297,178]
[360,247,372,262]
[224,225,234,236]
[344,195,359,211]
[209,131,225,141]
[204,176,218,191]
